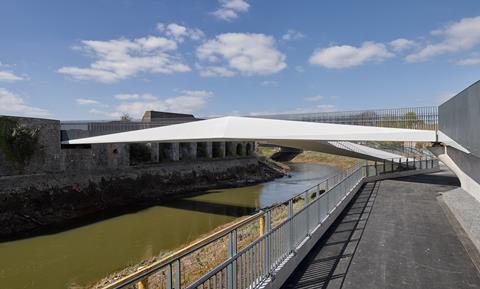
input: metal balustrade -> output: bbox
[253,106,438,131]
[102,157,439,289]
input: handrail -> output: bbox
[100,156,439,289]
[102,212,262,289]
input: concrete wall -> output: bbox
[430,145,480,202]
[439,80,480,157]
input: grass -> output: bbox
[289,151,358,169]
[255,146,359,170]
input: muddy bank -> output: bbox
[0,157,284,241]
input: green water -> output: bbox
[0,163,339,289]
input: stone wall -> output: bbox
[0,116,61,176]
[0,157,283,240]
[0,116,268,239]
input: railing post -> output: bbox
[413,156,416,169]
[263,211,271,276]
[288,200,294,252]
[174,259,180,289]
[167,264,173,289]
[227,230,237,289]
[304,191,309,236]
[383,160,386,174]
[374,161,378,176]
[391,158,394,172]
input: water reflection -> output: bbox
[0,163,339,289]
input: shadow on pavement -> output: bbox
[281,182,379,289]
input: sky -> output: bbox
[1,0,480,120]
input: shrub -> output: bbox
[0,118,40,168]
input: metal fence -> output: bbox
[60,118,201,137]
[102,157,439,289]
[253,106,438,131]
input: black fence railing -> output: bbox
[61,118,201,138]
[252,106,438,130]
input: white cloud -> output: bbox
[89,90,212,119]
[0,88,50,117]
[296,66,305,73]
[197,65,236,77]
[309,41,393,69]
[58,35,190,83]
[88,108,122,119]
[0,70,23,82]
[304,95,324,101]
[406,16,480,62]
[389,38,417,52]
[114,93,140,100]
[212,0,250,21]
[157,23,204,42]
[282,29,304,41]
[456,55,480,65]
[197,33,286,76]
[165,90,212,113]
[76,98,100,105]
[248,104,336,116]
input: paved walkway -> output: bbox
[281,170,480,289]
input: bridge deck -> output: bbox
[281,170,480,289]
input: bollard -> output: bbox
[259,214,265,236]
[137,279,148,289]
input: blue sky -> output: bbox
[1,0,480,120]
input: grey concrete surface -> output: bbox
[442,187,480,257]
[281,170,480,289]
[439,80,480,157]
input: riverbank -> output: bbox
[85,163,338,289]
[257,147,358,169]
[0,157,285,242]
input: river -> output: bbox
[0,163,340,289]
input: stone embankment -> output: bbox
[0,157,285,241]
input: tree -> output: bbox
[120,113,132,122]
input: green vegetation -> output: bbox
[290,151,358,169]
[0,117,40,168]
[256,145,358,169]
[255,146,279,158]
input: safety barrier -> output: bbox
[102,157,439,289]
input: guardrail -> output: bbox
[253,106,438,131]
[102,157,439,289]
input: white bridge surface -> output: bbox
[63,116,437,161]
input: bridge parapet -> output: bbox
[253,106,438,131]
[100,157,439,289]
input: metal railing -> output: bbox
[60,118,201,138]
[102,157,439,289]
[253,106,438,131]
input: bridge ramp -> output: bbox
[281,170,480,289]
